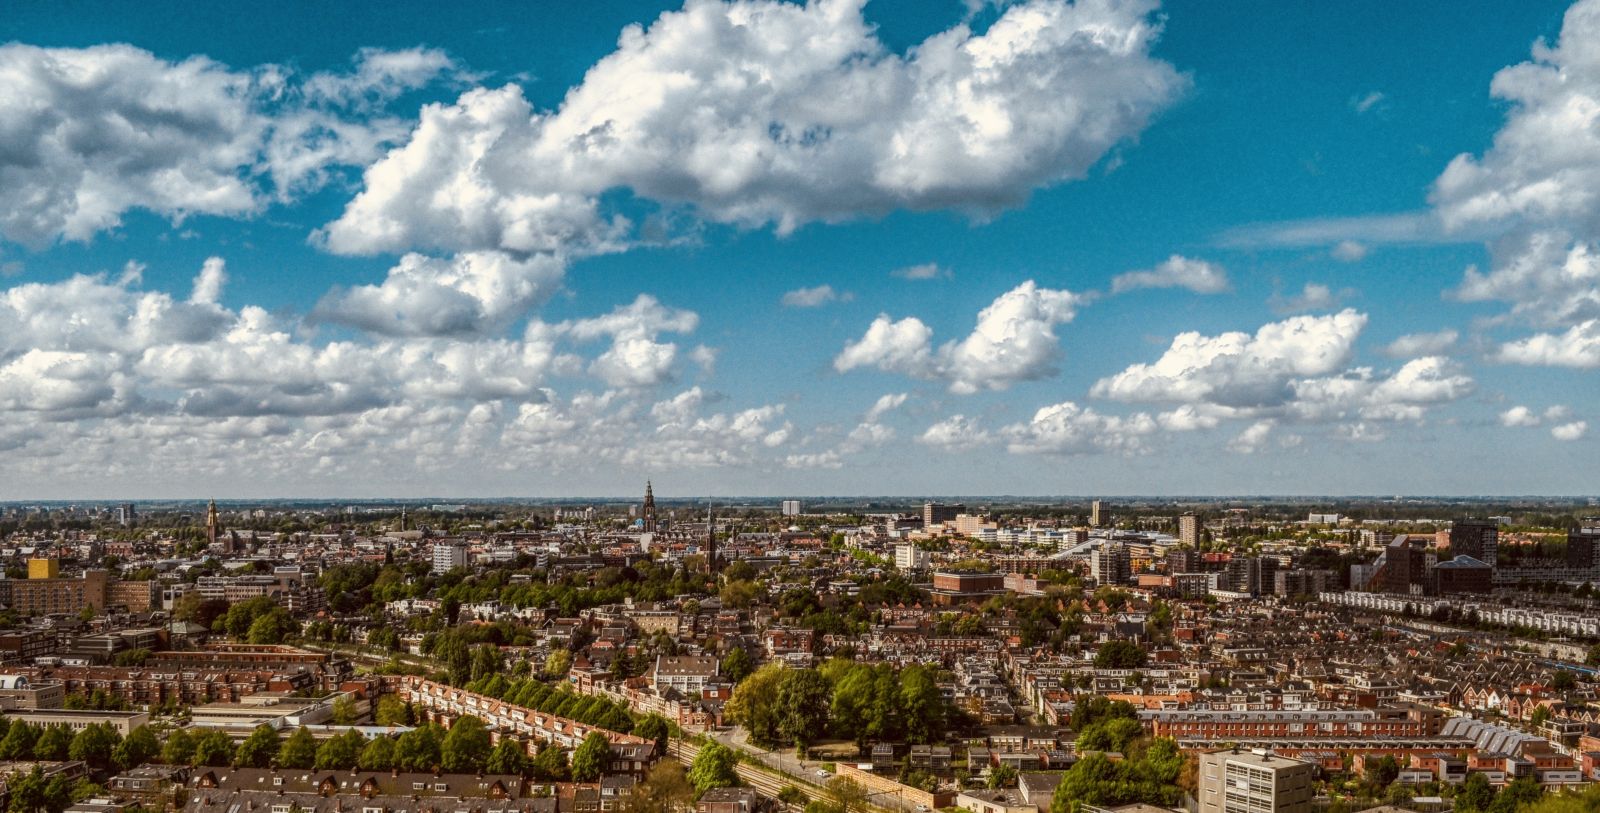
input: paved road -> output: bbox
[697,729,918,813]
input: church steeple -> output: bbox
[205,499,220,548]
[642,481,657,531]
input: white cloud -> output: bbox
[1003,401,1157,455]
[1228,420,1275,454]
[918,414,990,450]
[1501,405,1542,427]
[865,392,909,421]
[1271,282,1345,314]
[0,43,456,247]
[892,263,951,280]
[1351,91,1385,114]
[1383,329,1458,358]
[320,0,1186,256]
[1492,319,1600,368]
[835,280,1083,393]
[1552,420,1588,441]
[1331,240,1369,262]
[781,284,850,308]
[312,251,566,337]
[1093,309,1367,408]
[1110,255,1228,295]
[560,294,700,388]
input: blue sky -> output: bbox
[0,0,1595,498]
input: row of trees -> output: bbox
[0,718,158,771]
[726,660,954,751]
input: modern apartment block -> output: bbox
[1199,749,1314,813]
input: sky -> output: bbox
[0,0,1596,499]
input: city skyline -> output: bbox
[1,0,1597,499]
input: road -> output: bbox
[690,730,919,813]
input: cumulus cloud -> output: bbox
[865,392,909,421]
[1003,401,1157,455]
[1383,329,1459,358]
[312,251,566,336]
[918,414,990,450]
[1552,420,1588,441]
[320,0,1187,256]
[1500,406,1542,427]
[1109,255,1228,295]
[558,294,700,388]
[1227,420,1275,454]
[1492,320,1600,368]
[1093,309,1367,408]
[835,280,1084,393]
[781,284,850,308]
[0,43,458,247]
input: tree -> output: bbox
[487,739,531,776]
[332,694,360,725]
[545,649,573,679]
[775,669,832,751]
[1093,641,1148,669]
[1456,772,1496,813]
[69,723,122,770]
[687,742,738,792]
[1075,718,1144,753]
[233,725,280,769]
[247,609,298,645]
[374,696,411,726]
[825,777,869,813]
[721,648,754,684]
[989,764,1018,789]
[359,737,398,771]
[315,729,365,770]
[899,665,946,744]
[726,663,786,747]
[113,725,161,770]
[395,724,444,772]
[532,744,569,781]
[278,727,318,769]
[571,732,612,782]
[33,725,72,761]
[633,715,671,754]
[0,721,38,761]
[1551,671,1577,693]
[441,716,492,773]
[162,729,196,765]
[192,730,236,766]
[623,760,697,813]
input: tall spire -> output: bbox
[706,499,718,575]
[642,480,657,532]
[205,499,220,548]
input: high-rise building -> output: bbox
[1199,750,1314,813]
[923,502,964,529]
[205,500,222,549]
[431,541,469,573]
[116,503,136,526]
[1448,519,1499,568]
[1179,514,1200,547]
[1566,528,1600,571]
[1091,544,1131,586]
[1090,500,1107,527]
[780,500,802,516]
[895,544,931,572]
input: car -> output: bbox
[816,769,831,777]
[917,806,930,811]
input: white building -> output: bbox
[431,541,469,573]
[780,500,802,516]
[895,544,931,571]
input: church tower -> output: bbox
[205,500,221,549]
[706,502,718,575]
[642,481,657,532]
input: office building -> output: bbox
[27,558,59,580]
[1179,514,1200,547]
[1567,528,1600,571]
[1449,519,1499,569]
[1199,749,1314,813]
[780,500,802,516]
[116,503,137,526]
[923,502,964,529]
